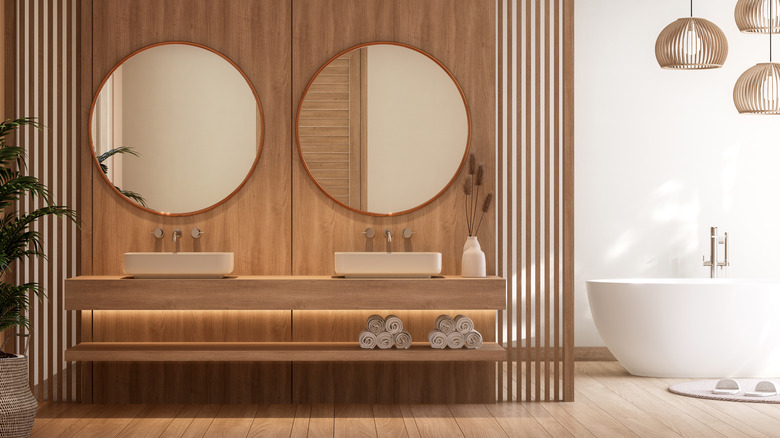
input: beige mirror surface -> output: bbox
[90,42,263,216]
[297,42,470,216]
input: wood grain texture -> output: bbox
[66,276,506,310]
[292,0,495,276]
[563,0,575,402]
[291,0,496,406]
[498,0,574,402]
[78,0,501,404]
[246,404,297,438]
[89,0,292,276]
[38,363,780,438]
[78,0,94,403]
[86,0,293,403]
[66,342,506,362]
[6,0,83,402]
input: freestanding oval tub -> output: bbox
[587,279,780,378]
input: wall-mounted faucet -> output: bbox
[172,229,182,253]
[703,226,729,278]
[384,228,393,253]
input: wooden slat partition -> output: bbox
[497,0,574,402]
[6,0,81,402]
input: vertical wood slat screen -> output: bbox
[5,0,81,402]
[496,0,574,402]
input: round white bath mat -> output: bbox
[669,380,780,403]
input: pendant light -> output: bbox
[734,0,780,113]
[655,0,728,69]
[735,0,780,33]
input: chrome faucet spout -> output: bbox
[172,229,182,253]
[702,226,729,278]
[384,228,393,244]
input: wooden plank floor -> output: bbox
[30,362,780,437]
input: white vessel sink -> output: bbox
[334,252,442,278]
[124,252,234,279]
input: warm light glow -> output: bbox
[655,18,728,69]
[734,63,780,114]
[683,29,702,55]
[736,0,780,33]
[762,71,778,102]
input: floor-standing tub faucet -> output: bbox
[703,226,729,278]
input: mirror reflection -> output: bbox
[90,42,262,215]
[297,43,469,215]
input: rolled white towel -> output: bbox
[446,331,465,349]
[376,331,394,349]
[359,330,377,349]
[435,314,455,334]
[367,314,385,334]
[394,330,412,349]
[384,314,403,335]
[464,330,483,349]
[454,314,474,333]
[428,329,447,349]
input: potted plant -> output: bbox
[0,117,77,438]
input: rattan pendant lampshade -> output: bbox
[735,0,780,33]
[655,1,728,69]
[734,0,780,113]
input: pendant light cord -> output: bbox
[771,0,774,62]
[690,0,693,17]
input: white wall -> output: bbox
[576,0,780,346]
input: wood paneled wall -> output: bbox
[5,0,81,402]
[290,0,496,404]
[7,0,541,404]
[496,0,574,402]
[83,0,293,404]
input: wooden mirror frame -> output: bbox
[88,41,264,217]
[295,41,471,217]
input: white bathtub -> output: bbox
[587,279,780,378]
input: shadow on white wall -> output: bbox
[576,0,780,346]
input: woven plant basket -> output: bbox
[0,355,37,438]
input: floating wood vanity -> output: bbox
[66,276,506,403]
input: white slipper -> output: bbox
[745,381,777,397]
[713,379,740,395]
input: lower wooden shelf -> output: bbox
[65,341,506,362]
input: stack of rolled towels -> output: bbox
[428,314,483,349]
[359,314,413,349]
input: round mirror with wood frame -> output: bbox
[296,42,471,216]
[89,41,264,216]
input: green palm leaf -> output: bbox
[0,117,79,355]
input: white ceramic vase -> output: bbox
[461,236,486,278]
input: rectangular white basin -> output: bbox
[124,252,234,279]
[334,252,442,278]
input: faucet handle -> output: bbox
[362,228,376,239]
[402,228,415,239]
[151,228,165,239]
[191,227,205,239]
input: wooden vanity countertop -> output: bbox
[65,275,507,310]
